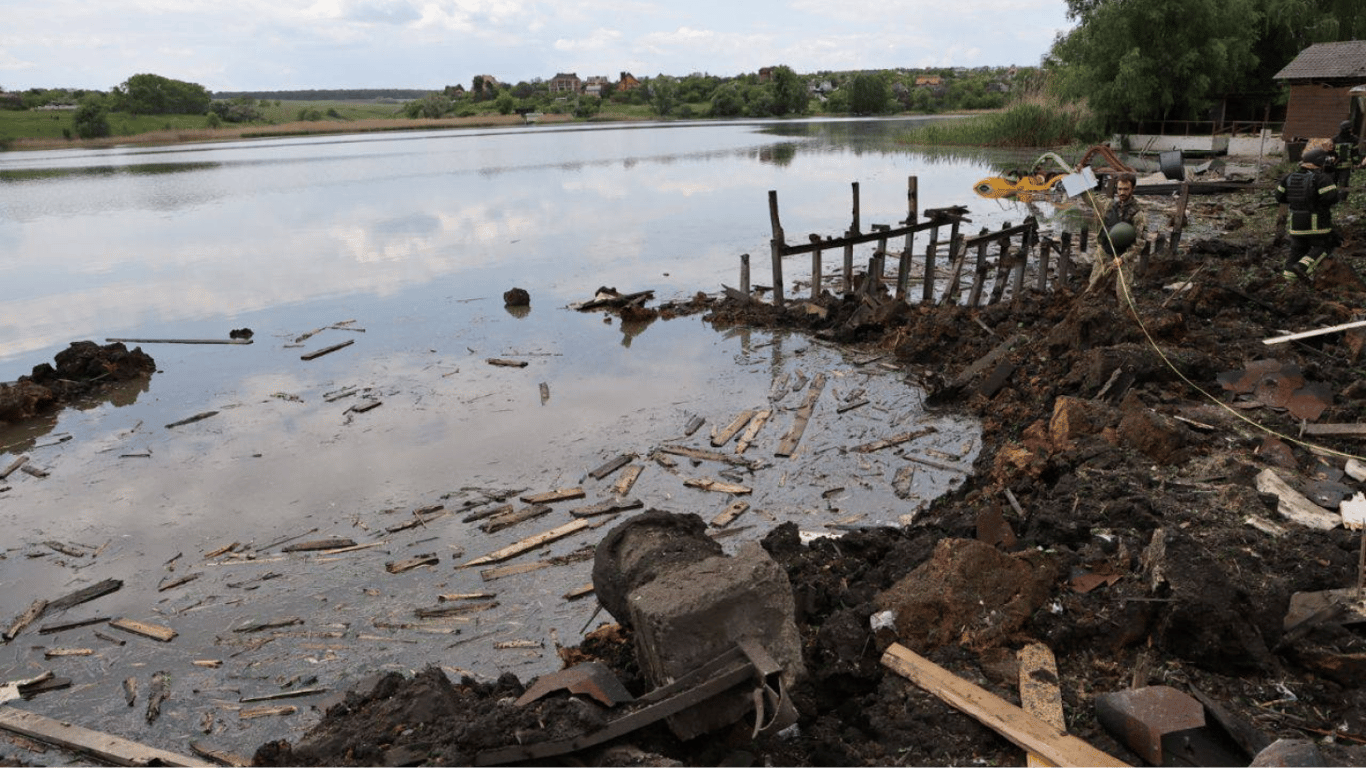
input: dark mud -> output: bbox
[244,181,1366,766]
[0,341,155,424]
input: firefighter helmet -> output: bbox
[1301,148,1330,169]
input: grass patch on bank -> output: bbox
[900,98,1100,148]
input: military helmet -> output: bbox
[1106,221,1138,254]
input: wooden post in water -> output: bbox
[902,177,918,299]
[769,190,785,307]
[921,220,940,305]
[1036,236,1051,292]
[1169,181,1191,255]
[1080,225,1090,254]
[967,227,990,307]
[872,224,890,294]
[843,183,860,296]
[988,222,1012,305]
[810,235,823,301]
[942,234,966,305]
[1059,232,1072,284]
[740,253,750,296]
[1010,224,1030,299]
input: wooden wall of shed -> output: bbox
[1283,82,1357,141]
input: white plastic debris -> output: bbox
[1341,492,1366,531]
[870,610,896,632]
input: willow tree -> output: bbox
[1048,0,1258,128]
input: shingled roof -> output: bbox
[1274,40,1366,81]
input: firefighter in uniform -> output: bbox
[1332,120,1361,199]
[1274,147,1340,282]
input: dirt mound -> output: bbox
[0,340,154,423]
[254,186,1366,765]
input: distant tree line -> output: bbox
[214,89,430,101]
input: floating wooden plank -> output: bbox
[239,705,296,720]
[20,465,49,479]
[711,409,757,447]
[414,601,498,619]
[438,592,496,602]
[0,706,208,766]
[882,643,1129,767]
[317,540,388,556]
[1255,469,1341,530]
[300,339,355,361]
[735,409,772,454]
[192,660,222,669]
[486,358,528,368]
[460,519,598,568]
[520,488,585,505]
[494,639,543,649]
[281,537,356,552]
[43,648,93,659]
[203,542,240,559]
[563,584,595,601]
[461,503,514,524]
[711,501,750,528]
[189,741,250,767]
[3,600,48,643]
[684,477,752,495]
[852,426,938,454]
[238,687,328,704]
[231,617,302,633]
[570,499,643,518]
[903,453,970,473]
[165,411,218,429]
[49,578,122,612]
[479,561,551,582]
[836,399,870,414]
[588,454,634,481]
[683,415,706,436]
[0,455,28,480]
[539,382,550,404]
[122,677,137,707]
[656,444,760,468]
[145,671,170,724]
[384,506,447,533]
[106,337,251,345]
[481,504,553,534]
[345,400,382,414]
[611,465,644,496]
[385,554,439,574]
[1019,643,1066,768]
[775,373,827,457]
[157,573,202,592]
[38,616,110,635]
[109,619,177,643]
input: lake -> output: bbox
[0,118,1036,759]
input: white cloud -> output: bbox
[553,28,623,53]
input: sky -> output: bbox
[0,0,1075,94]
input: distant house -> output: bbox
[1274,40,1366,144]
[758,67,773,83]
[914,75,943,88]
[549,73,582,93]
[617,72,642,91]
[808,79,834,95]
[583,76,610,96]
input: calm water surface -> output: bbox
[0,119,1036,759]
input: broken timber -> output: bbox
[611,465,644,496]
[486,358,528,368]
[711,501,750,528]
[165,411,218,429]
[656,445,761,469]
[520,488,585,505]
[588,454,634,481]
[882,643,1129,767]
[49,578,123,611]
[570,499,643,518]
[0,455,28,480]
[0,707,208,766]
[851,426,937,454]
[480,505,552,533]
[1255,469,1341,530]
[1019,643,1066,768]
[775,372,827,457]
[461,519,602,568]
[684,477,752,495]
[108,618,177,643]
[711,410,756,447]
[300,339,354,361]
[3,600,47,643]
[735,409,772,454]
[106,337,251,346]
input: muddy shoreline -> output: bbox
[7,165,1366,766]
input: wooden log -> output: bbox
[570,498,643,518]
[0,455,29,480]
[480,505,552,533]
[735,409,772,454]
[611,465,644,496]
[0,707,207,766]
[740,253,751,295]
[486,358,528,368]
[967,229,991,307]
[165,411,218,429]
[588,454,634,481]
[811,235,823,301]
[1019,643,1066,768]
[346,400,381,414]
[711,501,750,528]
[300,339,354,361]
[851,426,937,454]
[882,643,1129,767]
[711,409,757,447]
[3,600,48,643]
[776,372,827,458]
[460,518,599,568]
[109,618,177,642]
[520,488,586,505]
[684,478,753,495]
[1255,469,1341,530]
[106,338,251,345]
[656,444,761,469]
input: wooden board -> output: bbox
[520,488,586,505]
[851,426,937,454]
[711,501,750,528]
[776,373,827,457]
[300,339,354,360]
[1255,469,1341,530]
[1019,643,1065,768]
[881,643,1128,768]
[109,618,177,643]
[0,706,207,766]
[480,504,552,533]
[711,409,756,447]
[588,454,634,481]
[460,519,596,568]
[48,578,122,612]
[684,477,752,495]
[655,445,759,468]
[610,465,642,496]
[735,410,772,454]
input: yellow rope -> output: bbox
[1084,188,1366,464]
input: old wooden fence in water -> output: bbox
[742,176,1190,308]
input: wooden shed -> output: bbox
[1274,40,1366,149]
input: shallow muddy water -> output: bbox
[0,119,1025,761]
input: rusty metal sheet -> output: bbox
[1218,360,1331,420]
[1094,685,1205,766]
[514,661,634,708]
[1286,381,1332,421]
[1217,359,1286,394]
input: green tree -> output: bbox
[72,94,111,138]
[848,72,892,115]
[709,82,748,117]
[111,73,211,115]
[496,91,515,115]
[1049,0,1258,129]
[649,77,677,117]
[768,65,808,116]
